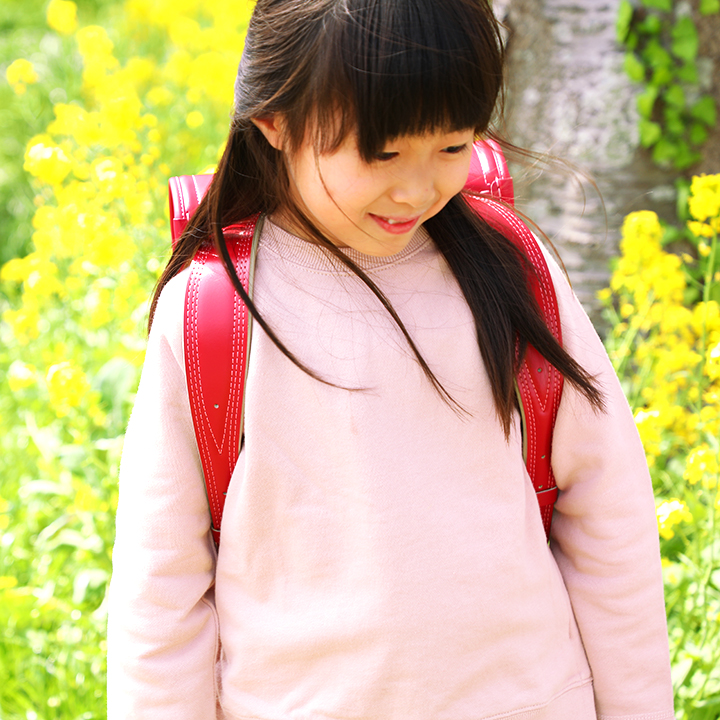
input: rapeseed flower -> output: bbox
[656,499,693,540]
[186,111,204,128]
[24,138,73,186]
[6,58,39,95]
[7,361,37,393]
[46,0,78,35]
[684,444,719,488]
[46,362,92,417]
[688,174,720,222]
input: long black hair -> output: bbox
[151,0,604,436]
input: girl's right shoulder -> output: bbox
[151,268,192,329]
[147,267,192,370]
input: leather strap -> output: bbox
[465,196,563,537]
[170,138,562,544]
[183,218,260,546]
[169,174,213,250]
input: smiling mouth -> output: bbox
[369,214,422,233]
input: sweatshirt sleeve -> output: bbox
[545,255,675,720]
[107,271,220,720]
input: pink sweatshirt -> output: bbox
[107,220,675,720]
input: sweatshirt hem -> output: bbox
[220,676,595,720]
[597,712,676,720]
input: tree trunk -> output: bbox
[498,0,682,325]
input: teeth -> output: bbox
[386,218,404,225]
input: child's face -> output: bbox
[280,126,476,257]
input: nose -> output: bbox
[389,166,438,210]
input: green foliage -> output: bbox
[600,177,720,718]
[617,0,719,170]
[1,0,252,716]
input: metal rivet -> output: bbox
[541,454,546,459]
[537,367,543,373]
[214,404,219,409]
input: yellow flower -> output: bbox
[621,211,663,250]
[47,0,78,35]
[186,110,204,128]
[688,174,720,222]
[46,361,92,417]
[76,25,118,88]
[49,103,102,147]
[76,24,115,59]
[707,342,720,381]
[169,16,202,49]
[188,51,235,104]
[620,302,634,319]
[0,577,18,591]
[656,499,692,540]
[0,252,64,296]
[7,361,37,393]
[146,86,173,107]
[688,221,714,239]
[684,444,719,486]
[24,137,72,186]
[597,288,612,303]
[6,58,39,94]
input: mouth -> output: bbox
[369,214,422,234]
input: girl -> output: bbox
[107,1,675,719]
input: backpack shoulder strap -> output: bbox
[466,138,515,205]
[169,174,214,248]
[183,213,262,546]
[465,195,564,540]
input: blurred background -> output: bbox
[0,1,719,718]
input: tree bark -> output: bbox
[499,0,682,324]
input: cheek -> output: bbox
[448,161,473,196]
[319,167,379,214]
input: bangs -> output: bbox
[302,0,504,160]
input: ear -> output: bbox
[251,115,285,150]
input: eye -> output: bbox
[373,151,399,162]
[443,143,470,155]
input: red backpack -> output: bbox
[169,139,563,546]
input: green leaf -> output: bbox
[624,52,646,82]
[689,123,709,146]
[673,140,700,170]
[638,14,662,34]
[664,84,686,109]
[663,106,685,136]
[676,61,699,84]
[639,119,662,147]
[652,136,678,165]
[690,96,717,126]
[675,178,691,221]
[699,0,720,14]
[651,65,673,86]
[617,0,634,43]
[643,39,672,69]
[671,17,699,62]
[625,29,639,51]
[641,0,672,10]
[637,86,658,119]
